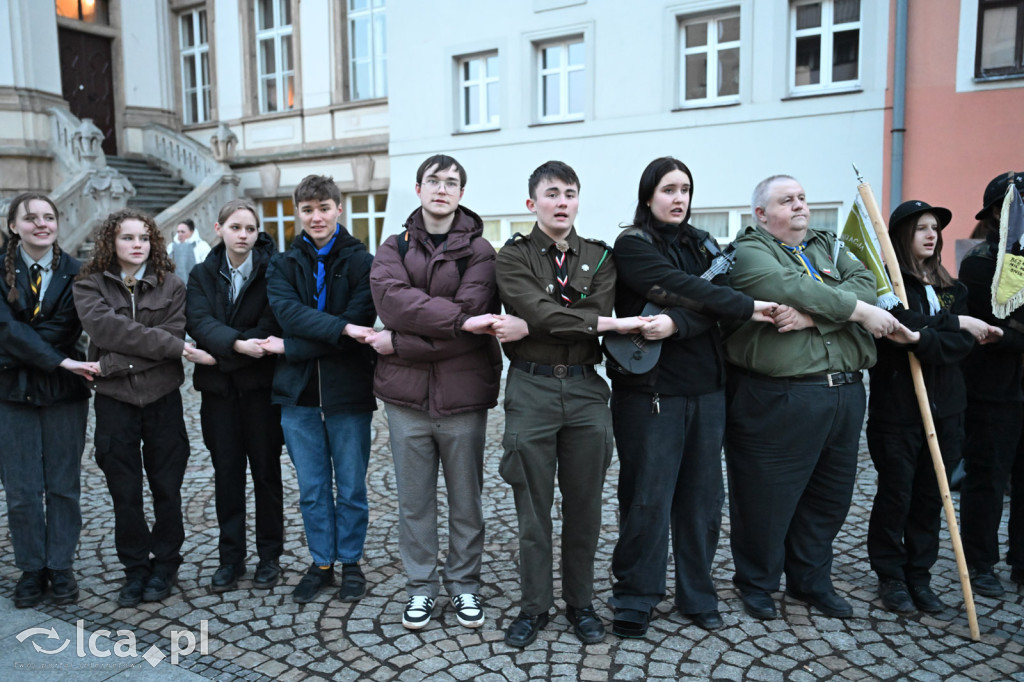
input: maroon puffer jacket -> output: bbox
[370,205,501,417]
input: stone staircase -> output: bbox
[106,155,193,217]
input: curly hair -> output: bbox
[78,208,174,283]
[5,193,63,304]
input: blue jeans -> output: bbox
[0,399,88,572]
[281,406,372,566]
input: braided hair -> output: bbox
[78,208,174,283]
[5,193,62,304]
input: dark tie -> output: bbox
[29,264,42,319]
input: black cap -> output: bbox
[976,171,1024,220]
[889,200,952,232]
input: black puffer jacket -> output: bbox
[0,247,89,405]
[266,225,377,413]
[186,232,282,396]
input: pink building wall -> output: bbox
[884,0,1024,272]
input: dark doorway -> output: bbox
[58,27,116,156]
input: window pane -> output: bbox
[543,73,560,116]
[465,84,479,125]
[483,220,502,242]
[351,218,369,247]
[981,7,1018,70]
[809,208,838,231]
[350,0,368,11]
[719,16,740,43]
[465,58,480,81]
[796,3,822,30]
[718,47,739,96]
[487,82,499,123]
[201,53,210,84]
[353,62,370,100]
[834,0,860,24]
[286,75,294,109]
[184,55,197,89]
[257,0,274,30]
[685,22,708,48]
[282,35,293,71]
[685,53,707,100]
[351,194,369,213]
[181,14,195,47]
[568,70,584,114]
[260,40,276,75]
[199,10,207,44]
[832,29,859,82]
[486,55,499,77]
[263,78,278,112]
[186,92,197,124]
[567,41,584,66]
[543,45,561,70]
[280,0,291,26]
[374,218,385,246]
[795,35,821,85]
[690,212,729,239]
[202,88,212,122]
[351,17,369,59]
[511,220,534,234]
[374,193,387,211]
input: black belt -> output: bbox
[511,358,594,379]
[741,369,862,387]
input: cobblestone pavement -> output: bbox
[1,368,1024,680]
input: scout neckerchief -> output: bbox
[552,239,573,306]
[28,264,42,319]
[776,239,824,283]
[304,226,340,311]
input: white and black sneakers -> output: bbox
[452,593,484,628]
[401,593,485,629]
[402,595,435,629]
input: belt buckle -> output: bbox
[553,364,569,378]
[827,372,838,387]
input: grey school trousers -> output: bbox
[385,403,487,599]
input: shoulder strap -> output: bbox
[400,228,470,278]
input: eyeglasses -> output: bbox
[422,178,461,191]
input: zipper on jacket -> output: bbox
[651,393,660,415]
[318,359,325,423]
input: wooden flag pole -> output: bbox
[854,167,980,641]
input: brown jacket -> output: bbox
[496,224,615,365]
[370,206,501,417]
[74,269,186,406]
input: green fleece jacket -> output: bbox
[723,225,877,377]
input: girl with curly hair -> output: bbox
[0,193,99,608]
[74,208,215,608]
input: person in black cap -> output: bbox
[867,200,1000,614]
[959,171,1024,597]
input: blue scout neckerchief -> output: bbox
[776,239,824,283]
[303,226,340,311]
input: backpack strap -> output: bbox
[398,228,470,278]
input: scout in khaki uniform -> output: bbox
[492,160,643,648]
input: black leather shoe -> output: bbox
[566,605,605,644]
[142,571,177,602]
[292,564,334,604]
[336,563,366,602]
[117,577,145,608]
[739,591,777,620]
[612,608,650,638]
[504,611,549,648]
[211,564,246,593]
[13,569,48,609]
[253,559,281,589]
[908,584,944,613]
[785,588,853,618]
[685,609,724,630]
[50,569,79,605]
[878,579,915,613]
[969,567,1005,597]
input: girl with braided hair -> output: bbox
[74,208,215,608]
[0,193,99,608]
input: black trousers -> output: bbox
[866,414,962,586]
[200,388,284,565]
[94,391,190,579]
[961,400,1024,570]
[724,372,864,595]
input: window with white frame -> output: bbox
[180,9,212,124]
[349,0,387,100]
[260,197,296,251]
[537,38,585,123]
[691,205,840,243]
[790,0,861,93]
[482,216,536,247]
[679,11,740,106]
[976,0,1024,78]
[348,192,387,253]
[255,0,294,113]
[458,52,500,131]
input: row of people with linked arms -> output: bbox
[1,158,1022,649]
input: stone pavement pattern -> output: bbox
[1,369,1023,681]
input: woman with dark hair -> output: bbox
[74,208,215,608]
[867,200,998,613]
[186,199,286,593]
[0,193,99,608]
[607,157,776,637]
